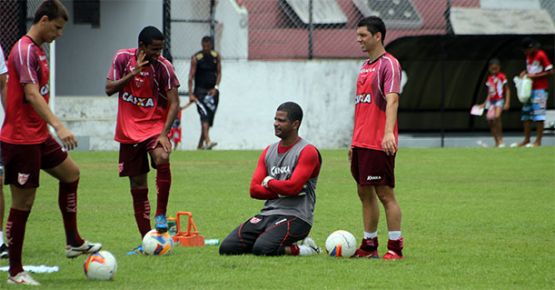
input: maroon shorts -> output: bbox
[350,147,395,188]
[1,135,68,188]
[119,136,161,177]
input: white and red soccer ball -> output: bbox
[325,230,357,257]
[142,229,174,256]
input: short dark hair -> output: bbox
[357,16,386,44]
[138,26,164,46]
[33,0,68,24]
[521,37,539,49]
[202,36,213,43]
[277,102,303,124]
[489,58,500,66]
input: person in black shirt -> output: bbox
[188,36,221,150]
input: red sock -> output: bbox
[289,244,300,256]
[155,163,171,216]
[6,208,30,277]
[59,180,84,246]
[131,187,151,238]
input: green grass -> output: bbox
[2,147,554,289]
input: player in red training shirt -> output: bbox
[477,58,511,147]
[105,26,180,255]
[0,43,8,259]
[350,16,404,260]
[219,102,322,256]
[1,1,101,285]
[515,37,553,147]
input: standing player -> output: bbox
[219,102,321,257]
[105,26,180,254]
[2,1,101,285]
[350,16,404,260]
[188,36,221,150]
[515,37,553,147]
[478,58,510,147]
[0,44,8,259]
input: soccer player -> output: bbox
[219,102,322,256]
[188,36,221,150]
[515,37,553,147]
[1,0,102,285]
[477,58,510,147]
[105,26,180,254]
[350,16,404,260]
[0,44,7,259]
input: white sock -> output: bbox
[364,231,377,239]
[0,231,4,245]
[299,245,318,256]
[388,231,402,240]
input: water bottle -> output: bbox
[204,239,220,246]
[167,217,177,237]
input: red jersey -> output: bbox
[352,53,401,151]
[526,50,553,90]
[107,48,180,143]
[1,36,50,144]
[485,72,507,101]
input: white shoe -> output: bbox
[525,143,535,148]
[510,142,518,148]
[65,240,102,258]
[7,271,40,286]
[496,143,506,148]
[299,237,321,255]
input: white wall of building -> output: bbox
[58,60,361,150]
[56,0,163,96]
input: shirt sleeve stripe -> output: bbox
[156,59,172,89]
[17,40,24,65]
[383,56,398,93]
[26,44,36,83]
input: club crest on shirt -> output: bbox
[134,77,144,88]
[249,217,261,224]
[18,173,30,185]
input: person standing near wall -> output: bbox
[350,16,404,260]
[514,37,553,147]
[105,26,180,254]
[2,1,102,285]
[188,36,221,150]
[478,58,510,147]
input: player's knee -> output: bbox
[252,242,279,256]
[218,239,241,255]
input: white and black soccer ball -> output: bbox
[325,230,357,257]
[83,250,117,280]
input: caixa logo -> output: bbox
[355,94,371,104]
[121,92,154,107]
[40,84,49,96]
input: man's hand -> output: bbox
[189,94,198,102]
[348,147,352,162]
[132,50,149,75]
[208,88,218,96]
[56,126,77,151]
[157,134,172,153]
[503,101,510,111]
[382,132,397,156]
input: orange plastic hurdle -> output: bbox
[173,211,205,247]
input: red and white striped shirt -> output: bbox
[352,52,401,151]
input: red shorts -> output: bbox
[1,135,68,188]
[118,136,161,177]
[350,147,395,188]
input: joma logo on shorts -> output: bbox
[367,175,382,181]
[271,166,291,176]
[121,92,154,107]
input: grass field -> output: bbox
[1,147,554,289]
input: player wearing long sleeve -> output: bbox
[1,1,102,285]
[105,26,180,255]
[351,16,404,260]
[220,102,322,256]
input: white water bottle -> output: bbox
[205,239,220,246]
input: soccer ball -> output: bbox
[83,250,117,280]
[142,229,174,256]
[325,230,357,257]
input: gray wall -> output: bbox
[56,0,163,96]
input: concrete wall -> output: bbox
[57,60,361,150]
[56,0,163,96]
